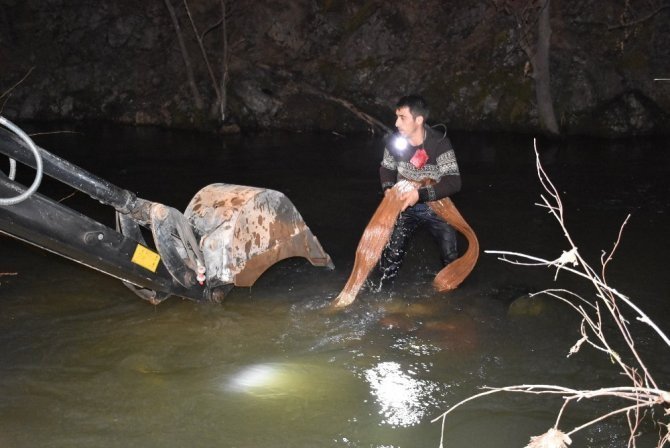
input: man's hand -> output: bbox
[389,180,419,210]
[390,182,419,211]
[399,188,419,211]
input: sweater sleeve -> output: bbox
[417,174,461,202]
[417,142,461,202]
[379,147,397,191]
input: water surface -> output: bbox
[1,124,669,447]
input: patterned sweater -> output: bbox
[379,125,461,202]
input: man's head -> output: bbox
[395,94,429,143]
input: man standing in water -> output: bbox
[378,94,461,284]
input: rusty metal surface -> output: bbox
[184,183,333,287]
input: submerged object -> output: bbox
[0,117,333,304]
[507,294,549,317]
[415,314,478,353]
[331,182,478,308]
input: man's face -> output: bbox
[395,106,421,137]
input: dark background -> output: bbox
[1,0,670,137]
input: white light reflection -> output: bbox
[227,363,279,392]
[391,335,442,357]
[223,362,354,400]
[364,361,439,427]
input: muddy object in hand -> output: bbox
[332,188,479,308]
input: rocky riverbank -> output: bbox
[1,0,669,137]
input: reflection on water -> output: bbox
[227,363,283,394]
[1,124,669,447]
[364,361,441,428]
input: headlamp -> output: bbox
[392,135,409,151]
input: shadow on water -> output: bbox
[1,123,669,447]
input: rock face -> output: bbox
[1,0,669,136]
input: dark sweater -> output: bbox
[379,125,461,202]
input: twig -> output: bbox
[201,18,222,40]
[58,191,77,203]
[219,0,229,122]
[296,83,390,134]
[607,5,670,30]
[1,67,35,113]
[27,131,81,137]
[163,0,204,110]
[182,0,222,108]
[487,248,670,348]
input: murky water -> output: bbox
[1,124,669,447]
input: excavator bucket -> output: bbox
[185,183,334,290]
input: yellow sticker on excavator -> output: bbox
[131,244,160,272]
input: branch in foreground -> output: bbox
[434,138,669,448]
[485,249,670,347]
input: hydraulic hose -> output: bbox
[0,116,43,205]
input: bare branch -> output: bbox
[608,5,670,30]
[220,0,229,122]
[436,138,670,446]
[296,83,390,134]
[182,0,222,107]
[163,0,204,110]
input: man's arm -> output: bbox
[417,174,461,202]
